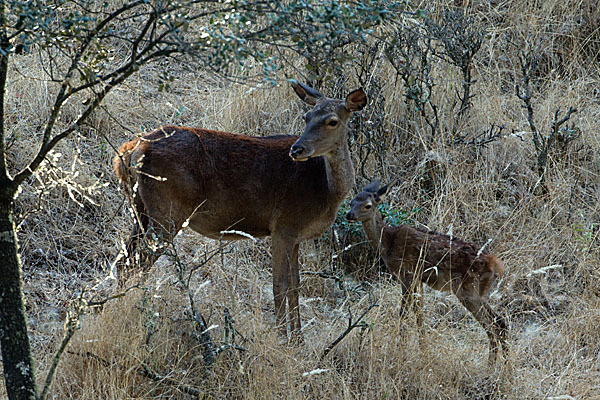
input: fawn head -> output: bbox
[346,181,391,222]
[289,82,367,161]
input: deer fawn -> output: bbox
[346,182,508,364]
[113,82,366,340]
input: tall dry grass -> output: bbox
[3,0,600,398]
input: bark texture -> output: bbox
[0,188,38,399]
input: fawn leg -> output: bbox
[457,289,507,365]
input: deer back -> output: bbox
[115,126,338,241]
[381,225,502,296]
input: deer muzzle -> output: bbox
[289,143,313,161]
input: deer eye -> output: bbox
[365,204,372,209]
[327,120,339,127]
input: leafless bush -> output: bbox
[516,39,580,191]
[385,9,484,143]
[425,9,483,128]
[386,19,440,140]
[351,41,389,183]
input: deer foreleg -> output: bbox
[287,243,303,342]
[399,272,421,323]
[272,234,291,338]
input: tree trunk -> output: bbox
[0,186,38,399]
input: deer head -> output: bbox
[289,82,367,161]
[346,181,392,222]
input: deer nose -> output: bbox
[346,211,356,221]
[289,144,305,159]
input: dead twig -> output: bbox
[68,350,204,397]
[453,124,507,148]
[192,310,217,366]
[321,300,378,361]
[39,294,86,400]
[86,283,141,307]
[138,361,204,397]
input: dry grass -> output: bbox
[3,0,600,398]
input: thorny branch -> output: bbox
[516,47,541,149]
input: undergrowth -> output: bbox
[3,0,600,398]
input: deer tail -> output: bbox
[113,139,142,197]
[479,254,505,297]
[488,254,505,278]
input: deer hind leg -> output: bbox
[485,302,509,362]
[115,195,151,285]
[457,289,508,365]
[122,217,178,286]
[123,183,188,284]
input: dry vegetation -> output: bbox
[3,0,600,398]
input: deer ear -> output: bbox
[291,81,323,106]
[345,88,367,112]
[364,180,381,193]
[375,183,390,201]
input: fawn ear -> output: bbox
[291,81,323,105]
[364,180,381,193]
[375,183,390,201]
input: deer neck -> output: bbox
[362,211,386,251]
[324,138,354,203]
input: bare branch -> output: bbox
[86,283,141,308]
[551,107,577,135]
[9,0,150,186]
[138,362,204,396]
[321,301,378,360]
[39,302,83,400]
[453,124,507,148]
[13,70,126,186]
[516,49,540,150]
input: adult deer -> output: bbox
[346,182,508,364]
[113,82,367,339]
